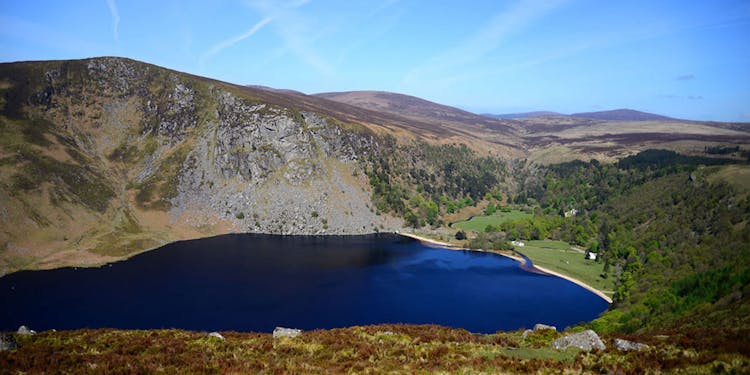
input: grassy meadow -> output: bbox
[515,240,614,297]
[452,210,532,232]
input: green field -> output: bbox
[515,240,614,297]
[452,210,531,231]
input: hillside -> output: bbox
[314,90,521,153]
[0,57,412,274]
[3,325,749,373]
[571,109,673,121]
[316,91,750,164]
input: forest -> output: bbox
[368,146,750,334]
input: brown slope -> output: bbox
[313,91,521,146]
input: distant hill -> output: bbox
[482,111,564,119]
[571,109,674,121]
[313,90,517,139]
[314,90,477,121]
[245,84,306,96]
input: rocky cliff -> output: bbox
[0,57,403,274]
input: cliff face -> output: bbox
[0,57,399,274]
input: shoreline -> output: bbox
[399,232,613,304]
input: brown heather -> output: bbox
[1,325,749,374]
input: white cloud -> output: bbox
[105,0,120,42]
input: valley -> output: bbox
[0,56,749,373]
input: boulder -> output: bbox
[17,325,36,335]
[0,333,18,351]
[614,338,649,351]
[273,327,302,338]
[533,323,557,332]
[207,332,225,341]
[551,330,606,351]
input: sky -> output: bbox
[1,0,749,122]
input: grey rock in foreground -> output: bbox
[17,325,36,335]
[208,332,225,341]
[614,338,649,351]
[273,327,302,338]
[0,333,18,351]
[523,323,557,340]
[533,323,557,331]
[552,330,606,351]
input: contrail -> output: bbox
[105,0,120,42]
[200,16,274,65]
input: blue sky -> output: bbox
[1,0,749,121]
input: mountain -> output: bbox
[0,58,411,273]
[316,92,750,163]
[0,57,522,274]
[482,111,564,119]
[571,108,674,121]
[313,90,520,151]
[483,109,673,121]
[314,90,484,123]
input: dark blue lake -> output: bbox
[0,233,608,333]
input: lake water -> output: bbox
[0,233,608,333]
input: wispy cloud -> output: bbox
[658,94,704,100]
[105,0,120,42]
[676,74,695,81]
[369,0,401,17]
[245,0,334,76]
[402,0,569,87]
[200,16,273,66]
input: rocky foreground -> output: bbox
[1,324,748,374]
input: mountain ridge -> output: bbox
[482,108,675,121]
[571,108,675,121]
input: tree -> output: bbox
[484,202,497,215]
[455,230,467,240]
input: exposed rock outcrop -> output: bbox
[533,323,557,331]
[273,327,302,338]
[208,332,225,341]
[17,326,36,335]
[522,323,557,340]
[551,330,605,351]
[614,338,648,351]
